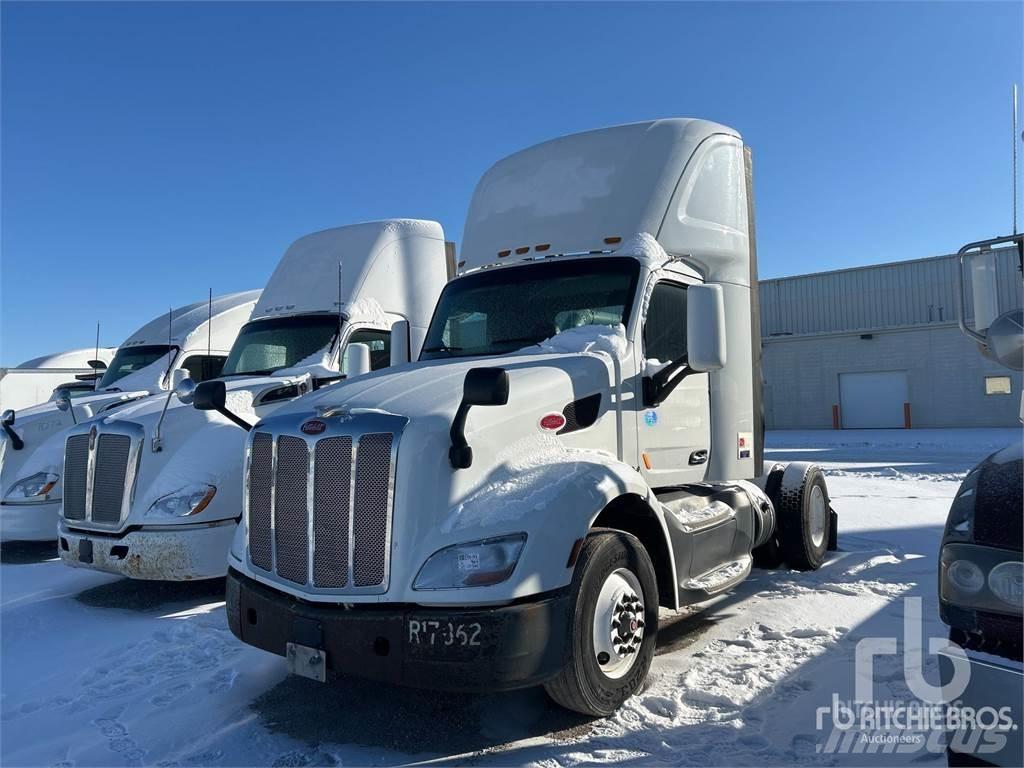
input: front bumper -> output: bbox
[940,646,1023,767]
[58,519,236,580]
[226,568,571,692]
[1,500,60,542]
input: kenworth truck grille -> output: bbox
[62,422,144,527]
[245,412,406,595]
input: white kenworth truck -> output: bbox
[223,120,836,716]
[1,291,259,542]
[57,220,449,580]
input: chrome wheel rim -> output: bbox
[592,567,645,680]
[809,484,827,548]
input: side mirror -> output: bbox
[174,376,197,404]
[346,343,372,378]
[983,309,1024,370]
[170,368,188,389]
[449,368,509,469]
[193,380,251,431]
[687,284,727,372]
[463,367,510,406]
[389,320,411,366]
[193,380,226,411]
[1,408,23,450]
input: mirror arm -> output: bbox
[644,355,691,407]
[449,403,473,469]
[217,406,253,433]
[2,424,24,451]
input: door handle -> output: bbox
[689,449,708,465]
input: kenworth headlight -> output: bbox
[5,472,59,501]
[941,543,1023,616]
[146,484,216,519]
[413,533,527,590]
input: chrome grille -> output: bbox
[274,436,309,584]
[353,433,393,587]
[246,415,402,595]
[91,435,131,523]
[63,435,89,521]
[247,432,273,571]
[313,437,352,588]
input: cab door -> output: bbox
[634,280,711,488]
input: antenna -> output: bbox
[337,261,344,367]
[93,322,100,391]
[1013,83,1019,235]
[166,306,173,388]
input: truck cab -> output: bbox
[55,220,449,581]
[223,120,834,716]
[1,291,259,542]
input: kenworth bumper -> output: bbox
[58,519,236,580]
[226,568,571,692]
[0,500,60,542]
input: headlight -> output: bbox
[146,484,216,518]
[988,562,1023,607]
[413,533,527,590]
[947,560,985,593]
[5,472,59,501]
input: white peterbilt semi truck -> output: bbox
[56,220,449,580]
[220,120,837,716]
[939,233,1022,767]
[1,291,259,542]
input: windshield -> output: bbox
[221,315,340,376]
[421,257,641,360]
[96,345,174,389]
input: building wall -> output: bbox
[762,324,1022,429]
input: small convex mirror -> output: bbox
[174,377,197,405]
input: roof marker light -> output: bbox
[498,250,511,258]
[604,236,622,245]
[535,244,550,252]
[515,246,530,255]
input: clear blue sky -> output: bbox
[2,1,1021,365]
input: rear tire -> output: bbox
[776,464,830,571]
[544,529,659,717]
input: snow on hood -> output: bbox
[613,231,669,263]
[440,435,620,534]
[534,323,628,361]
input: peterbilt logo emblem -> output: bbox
[301,419,327,435]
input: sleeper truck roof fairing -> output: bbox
[460,118,749,284]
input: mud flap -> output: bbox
[828,507,839,551]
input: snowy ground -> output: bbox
[1,428,1018,767]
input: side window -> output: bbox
[644,282,687,363]
[344,329,391,371]
[181,355,227,382]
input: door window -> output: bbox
[644,282,688,363]
[180,355,228,382]
[344,329,391,371]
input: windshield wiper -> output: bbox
[421,344,463,355]
[222,369,275,377]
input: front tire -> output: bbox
[544,529,659,717]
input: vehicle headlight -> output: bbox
[947,560,985,593]
[988,561,1023,607]
[146,484,216,518]
[5,472,59,501]
[413,533,527,590]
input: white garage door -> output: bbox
[839,371,908,429]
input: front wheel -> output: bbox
[544,529,659,717]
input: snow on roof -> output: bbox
[121,290,261,350]
[16,347,116,370]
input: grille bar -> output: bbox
[274,436,309,585]
[353,433,393,587]
[313,437,352,588]
[247,432,274,571]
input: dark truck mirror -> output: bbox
[1,408,23,450]
[449,368,509,469]
[193,380,252,432]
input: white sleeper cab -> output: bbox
[222,120,838,716]
[1,291,259,542]
[56,220,449,580]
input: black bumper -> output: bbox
[226,568,572,692]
